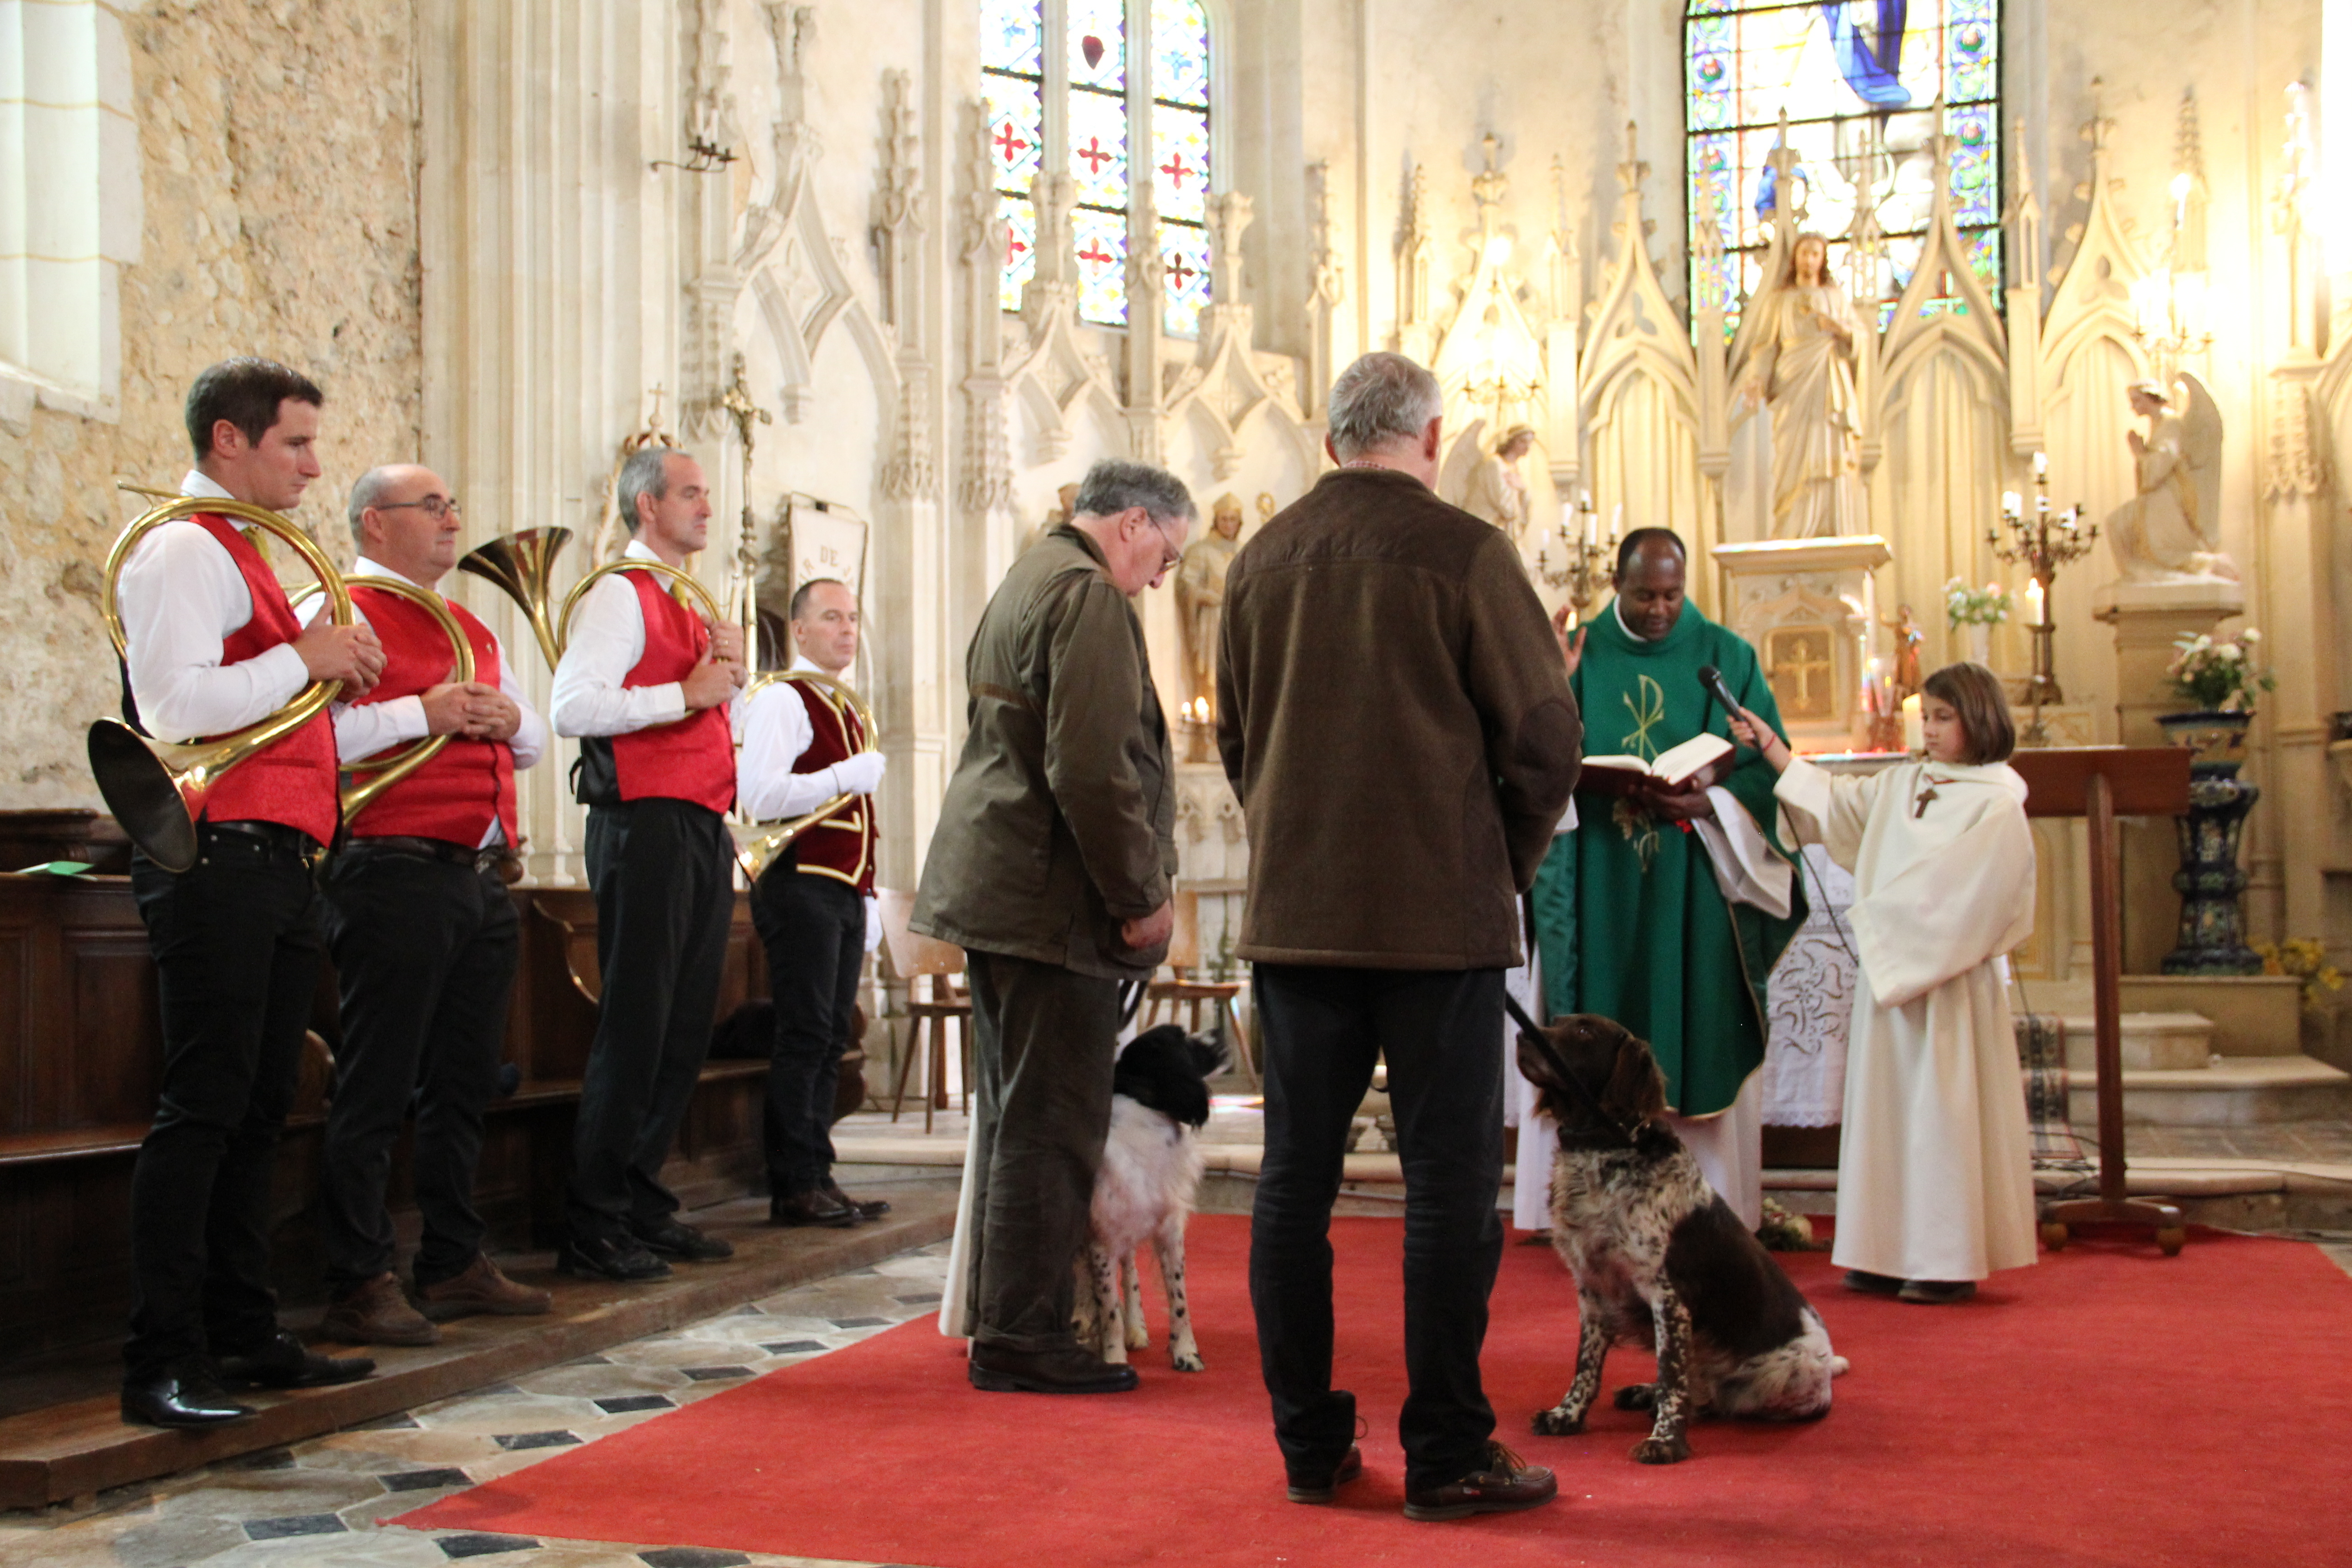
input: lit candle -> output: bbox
[2001,490,2021,521]
[1607,503,1622,543]
[2031,451,2048,481]
[2025,578,2045,626]
[1581,502,1596,548]
[1864,656,1882,715]
[1901,693,1924,753]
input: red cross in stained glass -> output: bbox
[994,122,1029,165]
[1159,152,1193,191]
[1077,137,1114,175]
[1078,240,1116,269]
[1008,233,1029,258]
[1164,253,1196,290]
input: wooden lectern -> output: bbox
[2009,746,2194,1254]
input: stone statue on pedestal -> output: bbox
[1462,425,1535,543]
[1175,493,1245,715]
[1740,232,1865,539]
[2105,375,2239,584]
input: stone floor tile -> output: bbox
[514,1362,688,1400]
[244,1512,348,1540]
[434,1531,542,1558]
[414,1392,600,1434]
[640,1547,754,1567]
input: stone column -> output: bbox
[417,0,690,886]
[2092,578,2246,972]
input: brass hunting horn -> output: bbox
[90,491,356,873]
[558,558,724,647]
[336,576,476,821]
[456,526,572,667]
[731,667,880,882]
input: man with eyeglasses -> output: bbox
[915,458,1191,1395]
[314,464,554,1345]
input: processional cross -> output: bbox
[720,353,775,658]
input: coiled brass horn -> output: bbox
[558,558,725,649]
[89,491,356,873]
[456,526,572,667]
[731,668,879,882]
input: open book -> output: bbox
[1577,732,1735,795]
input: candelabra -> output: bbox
[1535,495,1615,623]
[1987,452,2099,746]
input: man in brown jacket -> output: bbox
[914,458,1191,1395]
[1217,353,1582,1519]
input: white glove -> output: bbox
[829,750,887,797]
[863,894,883,954]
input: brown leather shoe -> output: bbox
[1402,1441,1559,1522]
[967,1342,1139,1394]
[821,1178,890,1220]
[1287,1444,1364,1504]
[319,1272,438,1347]
[416,1255,553,1320]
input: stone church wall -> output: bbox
[0,0,422,809]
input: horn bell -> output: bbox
[88,718,259,875]
[457,526,572,667]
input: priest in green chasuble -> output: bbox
[1524,529,1807,1228]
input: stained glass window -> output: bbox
[983,0,1045,312]
[1152,0,1212,336]
[1685,0,2001,336]
[985,0,1210,333]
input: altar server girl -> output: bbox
[1727,662,2038,1303]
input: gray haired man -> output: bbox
[549,447,748,1282]
[915,457,1192,1394]
[1218,353,1580,1517]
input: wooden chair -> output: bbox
[1143,889,1254,1086]
[874,887,972,1133]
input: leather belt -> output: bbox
[202,819,326,867]
[342,834,507,873]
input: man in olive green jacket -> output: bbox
[914,458,1191,1395]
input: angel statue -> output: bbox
[1739,232,1866,539]
[2104,377,2239,583]
[1462,424,1536,543]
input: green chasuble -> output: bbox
[1531,601,1807,1117]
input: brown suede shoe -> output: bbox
[1402,1441,1559,1522]
[416,1254,553,1320]
[1286,1444,1364,1504]
[821,1178,891,1220]
[319,1272,439,1347]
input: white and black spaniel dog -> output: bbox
[1073,1024,1225,1373]
[1515,1009,1847,1464]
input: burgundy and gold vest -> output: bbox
[186,514,339,845]
[785,674,875,894]
[344,584,518,846]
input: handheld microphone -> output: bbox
[1696,664,1743,720]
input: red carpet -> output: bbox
[405,1215,2352,1567]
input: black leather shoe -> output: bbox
[628,1217,734,1261]
[1287,1445,1364,1504]
[821,1178,891,1220]
[770,1188,860,1229]
[557,1235,673,1282]
[122,1363,254,1428]
[215,1330,375,1391]
[967,1343,1139,1394]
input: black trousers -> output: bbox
[318,846,519,1291]
[963,949,1119,1353]
[569,799,734,1245]
[1249,963,1506,1493]
[124,834,323,1381]
[750,868,864,1196]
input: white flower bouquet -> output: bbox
[2166,628,2275,712]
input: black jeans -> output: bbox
[962,949,1119,1353]
[750,868,864,1196]
[1249,964,1506,1493]
[125,833,323,1381]
[569,799,734,1245]
[318,846,519,1291]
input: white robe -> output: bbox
[1774,757,2040,1283]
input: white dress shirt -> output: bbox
[113,469,309,743]
[548,539,698,738]
[736,655,858,823]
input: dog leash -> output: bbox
[1502,992,1643,1147]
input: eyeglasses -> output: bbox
[1144,513,1184,571]
[377,495,461,520]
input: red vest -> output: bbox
[345,584,519,846]
[610,569,735,813]
[187,514,339,845]
[786,674,876,894]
